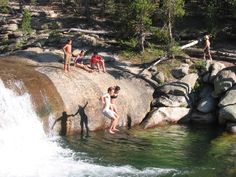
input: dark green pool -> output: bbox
[60,125,236,177]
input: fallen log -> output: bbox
[60,28,112,34]
[180,40,199,49]
[138,55,169,75]
[184,48,236,62]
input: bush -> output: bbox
[0,0,8,6]
[152,27,169,44]
[21,9,32,34]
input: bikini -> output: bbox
[111,95,118,99]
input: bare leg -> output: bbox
[208,51,212,60]
[100,61,106,72]
[67,64,70,72]
[96,63,101,72]
[111,113,119,131]
[109,119,115,134]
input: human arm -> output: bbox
[63,44,67,54]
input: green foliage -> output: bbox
[120,38,139,50]
[152,27,169,44]
[104,0,115,14]
[165,40,183,57]
[0,0,9,13]
[0,0,8,6]
[21,9,32,34]
[161,0,185,21]
[206,2,218,33]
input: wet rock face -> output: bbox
[0,56,64,134]
[0,56,154,135]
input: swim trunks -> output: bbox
[64,53,71,65]
[102,108,115,119]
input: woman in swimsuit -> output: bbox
[75,50,93,73]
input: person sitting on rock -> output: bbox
[90,51,106,73]
[74,50,93,73]
[101,87,119,134]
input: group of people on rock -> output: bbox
[63,39,121,134]
[62,39,107,73]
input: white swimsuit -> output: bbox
[102,93,115,119]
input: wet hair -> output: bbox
[93,51,98,55]
[67,39,72,43]
[107,87,114,93]
[114,86,120,91]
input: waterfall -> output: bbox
[0,80,176,177]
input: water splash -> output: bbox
[0,80,177,177]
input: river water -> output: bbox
[1,80,236,177]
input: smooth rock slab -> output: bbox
[141,107,191,128]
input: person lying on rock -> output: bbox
[101,87,119,134]
[74,50,93,73]
[90,51,106,73]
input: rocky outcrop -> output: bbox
[141,107,191,128]
[142,60,236,133]
[142,73,198,127]
[0,54,153,135]
[171,63,189,79]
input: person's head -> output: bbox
[114,85,120,93]
[107,87,115,95]
[67,39,72,44]
[204,35,209,40]
[93,51,98,56]
[80,50,85,55]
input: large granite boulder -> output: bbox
[171,63,189,79]
[141,107,191,128]
[218,85,236,107]
[151,94,189,108]
[212,67,236,98]
[180,73,199,89]
[154,73,198,97]
[219,105,236,124]
[197,94,217,113]
[0,55,154,135]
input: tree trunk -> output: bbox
[85,0,90,21]
[168,10,173,41]
[19,0,23,12]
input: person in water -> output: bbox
[203,35,212,60]
[101,87,119,134]
[90,51,106,73]
[63,39,72,72]
[110,85,120,114]
[74,50,93,73]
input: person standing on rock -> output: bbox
[203,35,212,61]
[63,39,72,72]
[101,87,119,134]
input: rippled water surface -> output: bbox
[62,125,236,177]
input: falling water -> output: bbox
[0,80,177,177]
